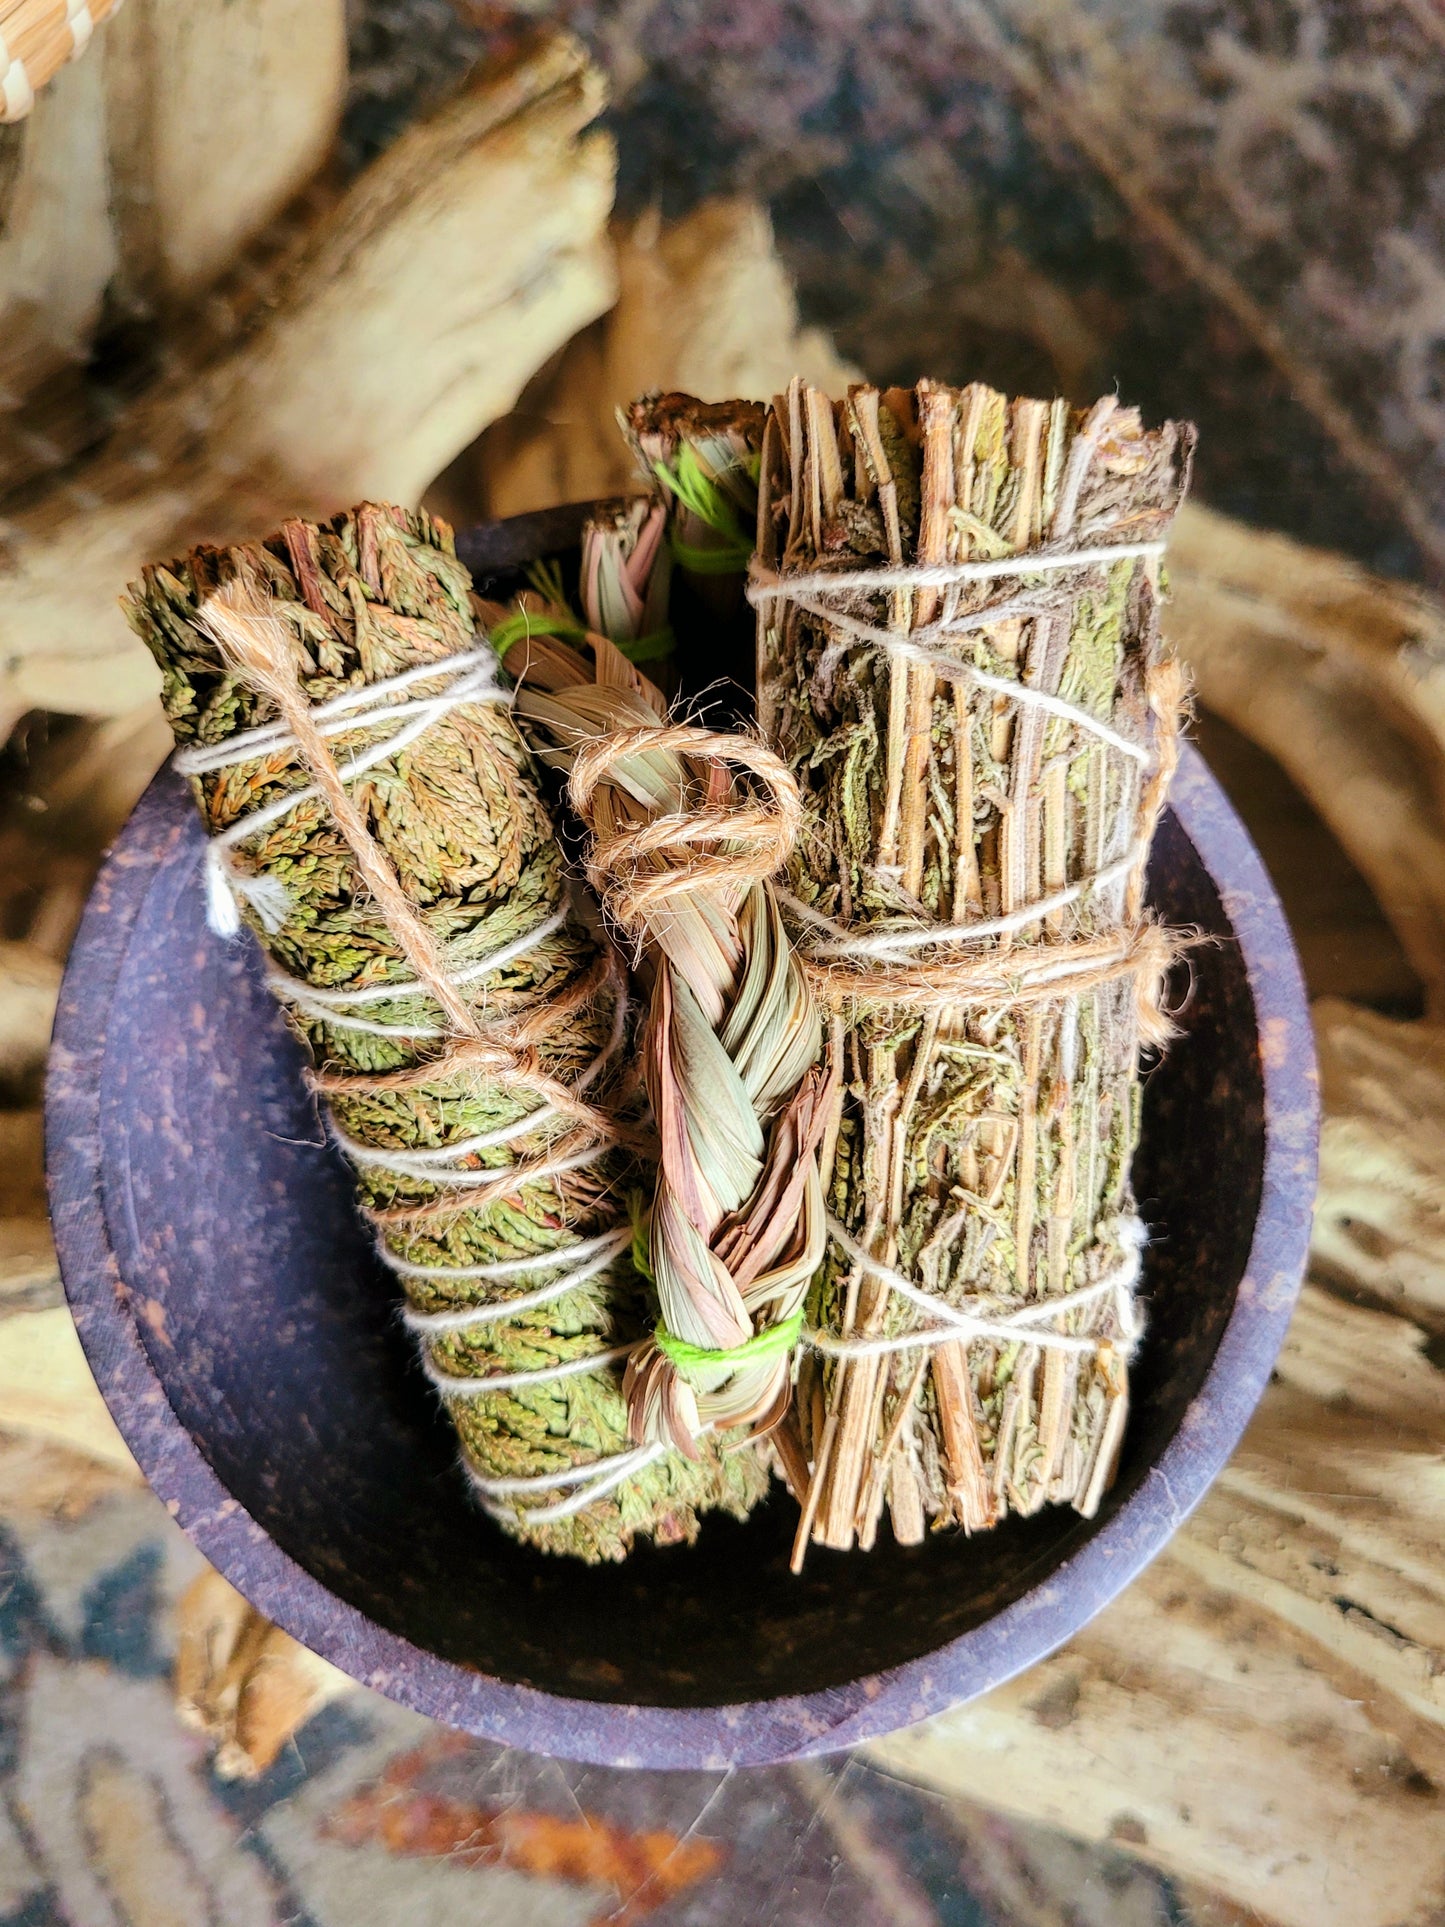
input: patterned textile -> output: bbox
[0,1431,1190,1926]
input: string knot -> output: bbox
[568,723,802,935]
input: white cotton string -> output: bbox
[391,1142,610,1200]
[349,963,640,1518]
[780,597,1154,767]
[264,908,570,1038]
[329,949,626,1197]
[174,646,506,775]
[810,1215,1146,1363]
[778,844,1147,963]
[338,1108,564,1175]
[383,1225,630,1286]
[173,646,507,938]
[467,1441,669,1526]
[400,1229,632,1332]
[747,539,1166,603]
[746,539,1160,772]
[467,1441,663,1498]
[421,1342,637,1398]
[749,536,1161,998]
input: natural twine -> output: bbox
[567,723,802,931]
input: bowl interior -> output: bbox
[90,773,1261,1709]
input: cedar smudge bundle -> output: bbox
[490,498,832,1473]
[750,380,1193,1558]
[124,503,765,1564]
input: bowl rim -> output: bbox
[46,740,1318,1769]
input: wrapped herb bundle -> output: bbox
[123,503,766,1564]
[625,394,765,587]
[750,379,1193,1557]
[487,498,831,1477]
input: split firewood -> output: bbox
[0,30,617,726]
[0,0,347,498]
[174,1568,352,1782]
[1167,503,1445,1014]
[1312,997,1445,1331]
[462,196,858,523]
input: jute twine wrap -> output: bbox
[753,380,1194,1556]
[124,504,766,1564]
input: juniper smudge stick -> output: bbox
[491,496,833,1470]
[123,502,765,1563]
[752,380,1193,1559]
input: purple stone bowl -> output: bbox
[46,509,1318,1769]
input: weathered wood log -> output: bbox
[0,0,347,509]
[462,196,857,523]
[0,50,114,415]
[103,0,346,306]
[0,1104,57,1315]
[0,1302,134,1470]
[0,939,59,1102]
[1168,504,1445,1013]
[0,0,123,122]
[874,1540,1443,1927]
[1312,997,1445,1331]
[0,704,171,971]
[0,31,617,722]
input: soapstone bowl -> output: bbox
[46,506,1319,1769]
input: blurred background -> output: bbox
[1,3,1442,1922]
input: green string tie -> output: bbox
[653,1307,806,1380]
[486,606,588,658]
[488,608,674,665]
[616,626,675,664]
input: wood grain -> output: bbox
[0,32,617,721]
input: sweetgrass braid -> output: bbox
[123,502,766,1563]
[492,500,831,1469]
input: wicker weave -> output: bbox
[1,0,125,123]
